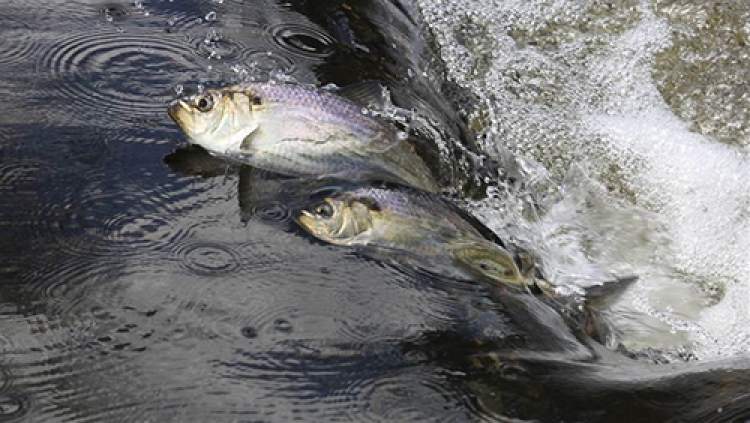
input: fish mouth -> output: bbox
[296,210,315,230]
[167,99,190,124]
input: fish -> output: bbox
[295,185,533,290]
[167,82,440,193]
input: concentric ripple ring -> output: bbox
[37,31,204,119]
[268,23,336,59]
[174,242,242,276]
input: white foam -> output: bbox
[419,0,750,359]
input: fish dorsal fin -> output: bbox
[583,274,638,306]
[577,275,638,346]
[336,81,389,109]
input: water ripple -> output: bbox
[0,162,40,192]
[173,241,242,276]
[0,393,28,422]
[240,50,296,77]
[351,370,479,422]
[192,29,246,62]
[36,30,203,120]
[267,23,336,59]
[246,201,293,223]
[0,27,38,68]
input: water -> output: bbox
[0,0,749,421]
[419,0,750,359]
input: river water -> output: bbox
[0,0,748,421]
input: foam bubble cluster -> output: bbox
[418,0,750,359]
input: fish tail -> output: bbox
[380,142,440,192]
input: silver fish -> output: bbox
[295,185,533,290]
[167,82,439,192]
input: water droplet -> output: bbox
[241,326,258,339]
[204,29,221,44]
[205,11,217,22]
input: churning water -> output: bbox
[420,0,750,359]
[0,0,749,421]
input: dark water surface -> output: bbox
[1,0,750,422]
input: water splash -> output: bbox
[418,0,750,359]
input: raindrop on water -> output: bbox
[241,326,258,339]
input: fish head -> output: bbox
[168,87,264,153]
[297,195,377,245]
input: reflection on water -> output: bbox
[1,0,749,421]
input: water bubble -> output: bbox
[273,318,293,333]
[205,11,217,22]
[204,29,221,44]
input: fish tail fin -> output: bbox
[380,141,440,192]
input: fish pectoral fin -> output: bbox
[240,128,263,151]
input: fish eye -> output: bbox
[196,94,214,112]
[313,202,334,218]
[249,94,264,111]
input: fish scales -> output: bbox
[168,82,438,192]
